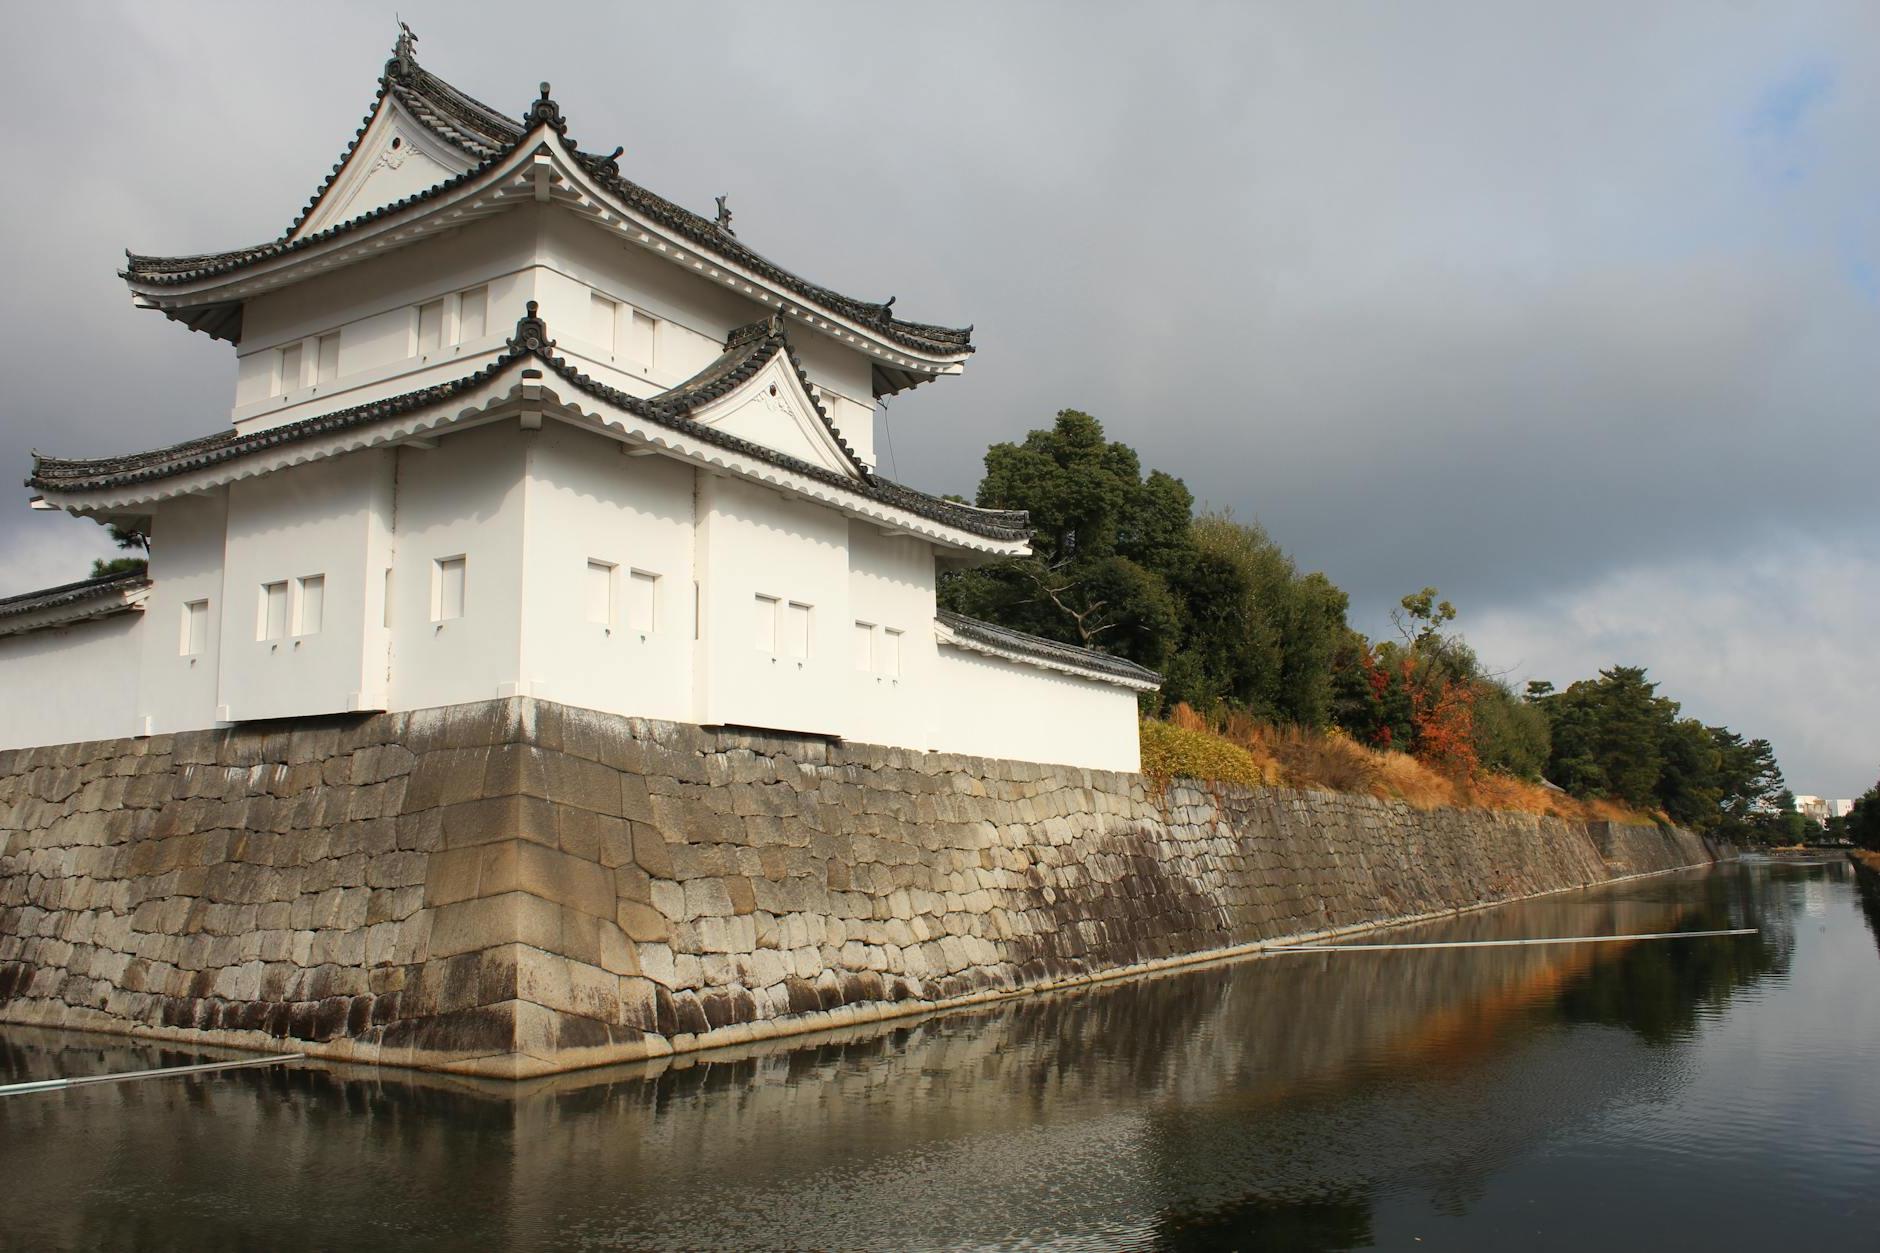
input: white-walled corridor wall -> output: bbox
[929,646,1144,772]
[0,615,143,750]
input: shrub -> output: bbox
[1139,719,1276,794]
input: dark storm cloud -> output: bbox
[0,1,1872,790]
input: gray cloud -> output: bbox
[0,1,1872,791]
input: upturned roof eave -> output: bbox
[120,53,975,369]
[31,308,1029,553]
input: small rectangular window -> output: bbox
[259,581,289,642]
[316,332,340,384]
[586,559,615,626]
[417,299,445,355]
[181,600,209,657]
[693,581,701,640]
[853,621,875,671]
[434,556,466,622]
[626,570,658,633]
[882,627,903,678]
[785,602,812,660]
[457,286,488,342]
[296,575,324,636]
[626,309,656,365]
[277,343,302,395]
[591,292,619,354]
[754,594,778,653]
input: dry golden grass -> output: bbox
[1851,849,1880,874]
[1144,703,1658,825]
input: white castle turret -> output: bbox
[2,31,1155,770]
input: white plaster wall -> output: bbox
[845,525,938,750]
[386,424,528,712]
[695,475,850,737]
[0,614,144,750]
[218,452,392,722]
[235,208,889,469]
[137,491,228,733]
[235,212,538,421]
[929,645,1143,773]
[518,423,696,719]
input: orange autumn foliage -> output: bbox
[1150,703,1657,824]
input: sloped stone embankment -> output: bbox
[0,699,1718,1076]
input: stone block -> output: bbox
[682,877,735,920]
[630,822,674,878]
[439,796,555,850]
[483,842,614,920]
[544,753,623,817]
[617,900,670,944]
[598,924,641,977]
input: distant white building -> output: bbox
[1793,796,1856,827]
[0,32,1156,771]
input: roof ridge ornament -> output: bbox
[391,19,419,75]
[507,301,554,353]
[714,195,735,235]
[525,81,567,136]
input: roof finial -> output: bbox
[524,81,567,135]
[392,18,418,73]
[714,195,735,235]
[507,300,555,353]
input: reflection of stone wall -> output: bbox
[0,698,1717,1076]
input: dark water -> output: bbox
[3,858,1877,1252]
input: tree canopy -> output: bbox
[943,406,1795,837]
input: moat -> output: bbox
[2,858,1875,1251]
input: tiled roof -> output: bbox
[122,38,973,363]
[29,305,1029,546]
[0,572,151,621]
[937,610,1163,687]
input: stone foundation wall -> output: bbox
[0,698,1719,1077]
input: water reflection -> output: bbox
[1851,855,1880,961]
[1,863,1873,1253]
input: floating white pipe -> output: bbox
[0,1052,303,1097]
[1271,927,1757,954]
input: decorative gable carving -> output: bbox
[689,355,864,480]
[292,100,474,241]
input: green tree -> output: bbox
[1171,512,1348,722]
[1472,679,1550,779]
[1844,776,1880,850]
[90,523,148,579]
[940,410,1194,678]
[1532,666,1668,808]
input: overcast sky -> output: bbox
[0,2,1873,795]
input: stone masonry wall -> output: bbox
[0,699,1718,1077]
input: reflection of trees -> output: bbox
[1851,857,1880,962]
[1553,870,1788,1044]
[1152,1188,1372,1253]
[3,865,1841,1253]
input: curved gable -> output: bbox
[293,97,476,240]
[688,353,863,480]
